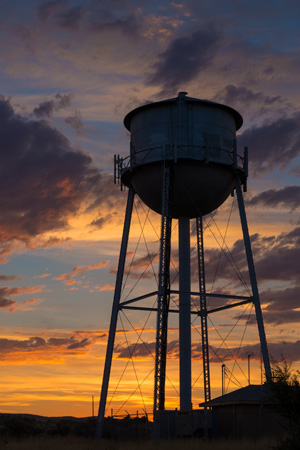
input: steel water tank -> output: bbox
[121,92,243,218]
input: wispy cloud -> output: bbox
[53,261,109,286]
[0,285,45,312]
[33,273,51,279]
[9,298,44,313]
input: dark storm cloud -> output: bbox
[0,336,46,350]
[146,29,221,94]
[55,5,86,28]
[0,274,20,282]
[206,226,299,284]
[253,228,300,282]
[90,212,118,229]
[115,340,177,359]
[216,226,300,284]
[267,341,300,363]
[38,1,64,20]
[33,101,54,118]
[258,310,300,325]
[0,95,14,121]
[0,285,44,311]
[289,164,300,176]
[234,282,300,326]
[0,95,119,257]
[210,341,300,364]
[38,1,86,29]
[109,251,159,281]
[0,298,16,309]
[90,12,140,38]
[87,173,125,225]
[33,93,73,118]
[118,220,296,287]
[115,338,300,363]
[120,224,299,287]
[247,186,300,210]
[238,114,300,175]
[212,226,300,325]
[0,331,106,358]
[190,238,249,285]
[38,1,139,36]
[65,111,83,131]
[48,337,74,346]
[277,226,300,245]
[214,85,282,108]
[261,285,300,313]
[67,337,90,350]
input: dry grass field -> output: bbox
[1,436,277,450]
[0,414,280,450]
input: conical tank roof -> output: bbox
[124,92,243,131]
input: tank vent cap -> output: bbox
[177,91,188,100]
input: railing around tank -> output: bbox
[114,142,248,190]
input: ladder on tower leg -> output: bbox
[196,216,211,403]
[154,163,172,412]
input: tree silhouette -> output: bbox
[269,359,300,449]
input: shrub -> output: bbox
[268,359,300,449]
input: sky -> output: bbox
[0,0,299,418]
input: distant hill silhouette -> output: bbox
[0,412,150,440]
[0,413,97,439]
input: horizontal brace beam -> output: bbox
[120,305,179,314]
[119,291,158,307]
[170,289,252,302]
[121,300,253,315]
[206,299,253,315]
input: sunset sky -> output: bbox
[0,0,299,419]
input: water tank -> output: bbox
[121,92,244,218]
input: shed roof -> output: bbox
[199,384,273,407]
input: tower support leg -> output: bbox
[179,216,192,411]
[154,165,172,414]
[196,217,211,403]
[235,179,271,380]
[96,187,135,439]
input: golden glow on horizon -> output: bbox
[0,307,273,418]
[2,314,299,418]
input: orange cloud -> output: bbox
[53,261,109,287]
[70,261,109,276]
[0,285,45,312]
[54,273,68,280]
[96,284,115,291]
[33,273,51,279]
[9,298,44,313]
[0,330,107,363]
[65,279,78,286]
[4,286,45,296]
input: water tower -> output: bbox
[96,92,271,438]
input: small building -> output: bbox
[199,384,283,439]
[152,409,212,439]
